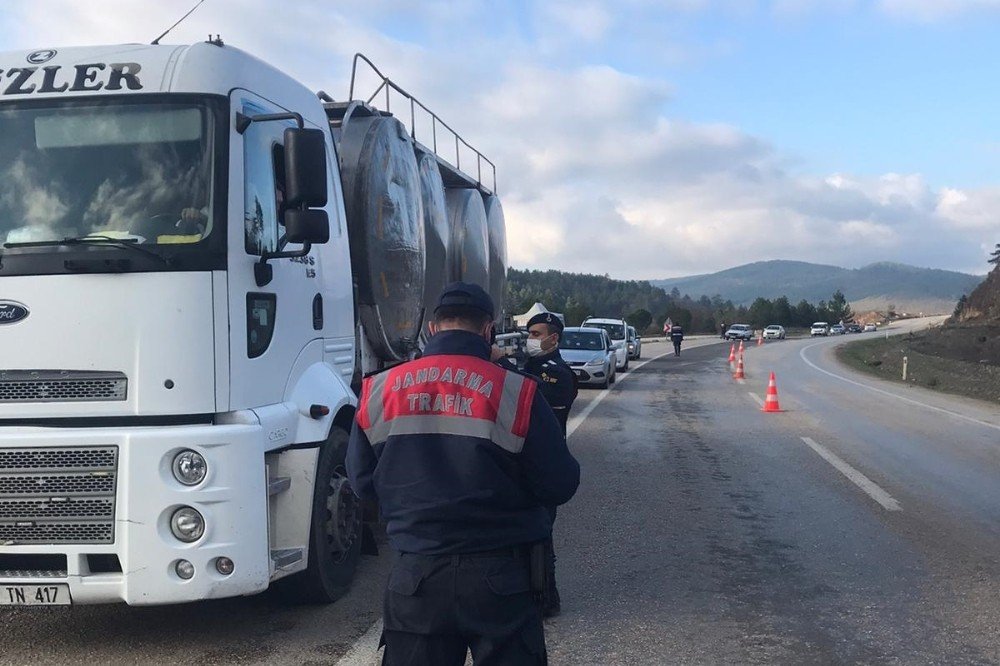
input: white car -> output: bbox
[560,327,616,389]
[864,323,877,332]
[810,322,829,336]
[762,325,785,340]
[627,325,642,360]
[725,324,754,341]
[582,317,629,370]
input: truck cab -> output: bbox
[0,42,361,606]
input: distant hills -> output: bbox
[651,260,983,314]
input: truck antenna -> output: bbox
[151,0,207,45]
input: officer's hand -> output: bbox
[490,345,506,362]
[180,208,206,223]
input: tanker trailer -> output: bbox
[445,188,490,292]
[334,113,425,371]
[417,151,450,343]
[483,195,508,324]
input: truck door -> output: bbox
[227,91,323,410]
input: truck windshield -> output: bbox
[0,98,217,250]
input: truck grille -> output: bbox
[0,371,127,403]
[0,446,118,545]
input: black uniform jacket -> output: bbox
[518,350,577,435]
[346,330,581,555]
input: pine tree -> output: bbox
[989,243,1000,266]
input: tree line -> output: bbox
[506,268,855,335]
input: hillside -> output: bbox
[651,260,982,314]
[955,262,1000,323]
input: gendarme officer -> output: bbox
[521,312,578,436]
[498,312,577,617]
[347,282,580,665]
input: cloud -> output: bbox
[0,1,996,279]
[877,0,1000,21]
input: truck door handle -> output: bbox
[313,294,323,330]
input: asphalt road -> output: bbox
[4,325,1000,664]
[546,325,1000,664]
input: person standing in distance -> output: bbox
[670,323,684,357]
[347,282,580,665]
[499,311,577,617]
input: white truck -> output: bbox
[0,41,507,606]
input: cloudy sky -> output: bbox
[1,0,998,278]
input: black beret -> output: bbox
[526,312,564,333]
[434,281,495,319]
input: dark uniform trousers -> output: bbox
[382,550,546,665]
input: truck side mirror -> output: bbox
[284,128,328,208]
[285,209,330,245]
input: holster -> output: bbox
[529,541,548,605]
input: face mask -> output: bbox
[525,338,545,356]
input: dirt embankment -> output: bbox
[838,261,999,403]
[837,325,1000,404]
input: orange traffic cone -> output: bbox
[733,354,745,380]
[762,371,782,412]
[728,343,736,365]
[757,334,764,347]
[738,340,745,356]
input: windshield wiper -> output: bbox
[3,236,171,265]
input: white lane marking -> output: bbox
[799,341,1000,433]
[334,618,383,666]
[566,348,675,438]
[800,436,902,512]
[736,378,746,385]
[748,392,764,407]
[339,347,681,665]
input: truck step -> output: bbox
[270,548,304,570]
[267,476,291,496]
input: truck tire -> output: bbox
[278,426,362,604]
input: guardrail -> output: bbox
[348,53,498,194]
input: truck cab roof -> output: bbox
[0,42,323,126]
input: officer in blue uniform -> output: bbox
[502,311,577,617]
[520,312,578,436]
[347,282,580,665]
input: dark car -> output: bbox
[846,324,862,334]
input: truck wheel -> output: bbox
[278,426,362,604]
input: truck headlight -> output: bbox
[170,507,205,542]
[172,450,207,486]
[175,560,195,580]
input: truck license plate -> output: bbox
[0,584,71,606]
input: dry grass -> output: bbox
[836,328,1000,405]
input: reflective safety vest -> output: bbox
[357,354,538,453]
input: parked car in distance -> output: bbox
[863,323,878,332]
[627,325,642,360]
[725,323,754,341]
[582,317,629,370]
[560,327,616,389]
[762,325,786,340]
[830,324,846,335]
[810,322,830,336]
[846,324,863,334]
